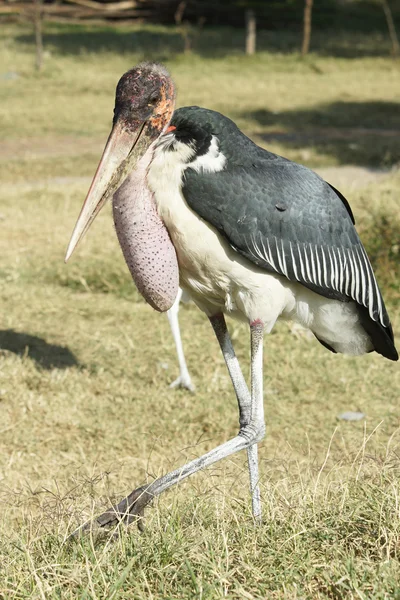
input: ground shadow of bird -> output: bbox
[0,329,79,370]
[239,100,400,168]
[15,28,394,61]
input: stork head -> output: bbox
[65,62,175,261]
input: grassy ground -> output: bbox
[0,22,400,599]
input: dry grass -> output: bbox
[0,21,399,599]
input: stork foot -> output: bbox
[69,485,154,539]
[169,374,195,392]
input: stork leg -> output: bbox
[167,289,195,392]
[249,320,264,521]
[209,314,262,522]
[72,319,265,536]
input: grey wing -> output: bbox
[182,159,389,329]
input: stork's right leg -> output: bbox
[70,317,265,537]
[73,416,265,536]
[209,314,263,522]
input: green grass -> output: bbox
[0,22,400,599]
[2,22,400,166]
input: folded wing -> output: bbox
[182,157,395,348]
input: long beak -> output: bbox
[65,118,149,262]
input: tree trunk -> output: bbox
[34,0,43,71]
[245,9,256,56]
[301,0,313,56]
[174,0,186,25]
[381,0,400,57]
[174,1,192,54]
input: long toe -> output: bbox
[68,486,154,539]
[96,486,154,530]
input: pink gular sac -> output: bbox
[112,146,179,312]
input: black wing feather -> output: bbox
[183,161,384,310]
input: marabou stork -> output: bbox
[66,62,398,532]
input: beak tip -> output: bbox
[64,243,74,263]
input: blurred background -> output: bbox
[1,1,400,597]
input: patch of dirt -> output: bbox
[3,127,398,161]
[1,136,104,160]
[259,127,400,142]
[314,165,390,190]
[2,134,393,191]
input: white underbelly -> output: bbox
[155,188,296,326]
[147,160,373,356]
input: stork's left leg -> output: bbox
[249,320,264,521]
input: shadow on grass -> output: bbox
[0,330,79,369]
[246,101,400,131]
[15,26,395,60]
[240,100,400,167]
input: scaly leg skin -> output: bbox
[249,320,264,523]
[167,289,195,392]
[70,317,265,537]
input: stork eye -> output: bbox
[149,96,159,106]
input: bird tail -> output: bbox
[357,305,398,361]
